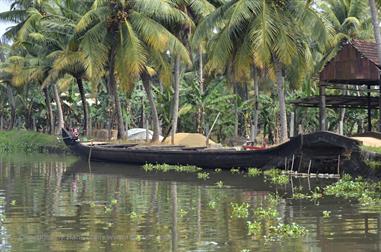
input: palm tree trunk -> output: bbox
[251,67,259,142]
[274,57,288,142]
[369,0,381,132]
[76,77,88,136]
[52,84,64,134]
[142,73,161,143]
[232,85,238,138]
[171,55,181,144]
[108,45,126,140]
[6,84,16,130]
[197,46,204,134]
[43,87,54,134]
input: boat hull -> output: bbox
[62,129,365,172]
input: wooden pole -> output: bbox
[206,112,221,146]
[368,84,372,131]
[290,112,295,137]
[146,119,149,142]
[319,83,326,131]
[337,155,341,175]
[290,154,295,172]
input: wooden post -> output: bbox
[146,119,149,142]
[337,155,341,175]
[308,160,312,176]
[290,154,295,172]
[319,83,326,131]
[290,112,295,137]
[368,84,372,131]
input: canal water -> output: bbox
[0,154,380,252]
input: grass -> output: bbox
[362,145,381,154]
[0,130,67,153]
[365,160,381,170]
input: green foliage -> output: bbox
[247,221,261,236]
[263,168,282,177]
[0,130,66,153]
[208,200,217,209]
[230,168,240,174]
[215,180,224,188]
[322,210,331,218]
[254,207,278,221]
[143,163,202,173]
[362,146,381,154]
[231,202,250,219]
[197,172,210,180]
[365,160,381,170]
[263,168,289,185]
[269,174,289,186]
[179,209,188,218]
[247,168,262,177]
[269,223,307,239]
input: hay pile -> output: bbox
[164,133,216,147]
[352,137,381,147]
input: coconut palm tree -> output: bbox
[194,0,331,142]
[76,0,191,140]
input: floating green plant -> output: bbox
[247,221,261,236]
[143,163,202,173]
[322,210,331,218]
[179,209,188,218]
[292,192,310,199]
[111,199,118,205]
[247,167,262,177]
[269,174,289,185]
[263,168,282,177]
[104,205,112,213]
[324,175,369,199]
[215,181,224,188]
[254,207,278,220]
[231,202,250,219]
[197,172,210,180]
[230,168,240,174]
[270,223,307,238]
[208,201,217,209]
[10,200,16,206]
[214,168,222,173]
[130,211,141,221]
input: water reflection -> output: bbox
[0,155,379,251]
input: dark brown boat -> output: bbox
[62,128,367,173]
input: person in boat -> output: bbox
[242,137,267,150]
[70,127,79,141]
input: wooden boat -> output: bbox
[62,128,365,172]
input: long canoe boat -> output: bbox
[62,128,366,173]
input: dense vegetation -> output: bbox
[0,0,380,145]
[0,129,66,152]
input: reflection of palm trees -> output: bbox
[171,182,177,252]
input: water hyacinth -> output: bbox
[247,168,262,177]
[143,163,202,173]
[231,202,250,219]
[197,172,210,180]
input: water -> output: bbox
[0,154,380,251]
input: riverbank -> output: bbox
[0,130,68,153]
